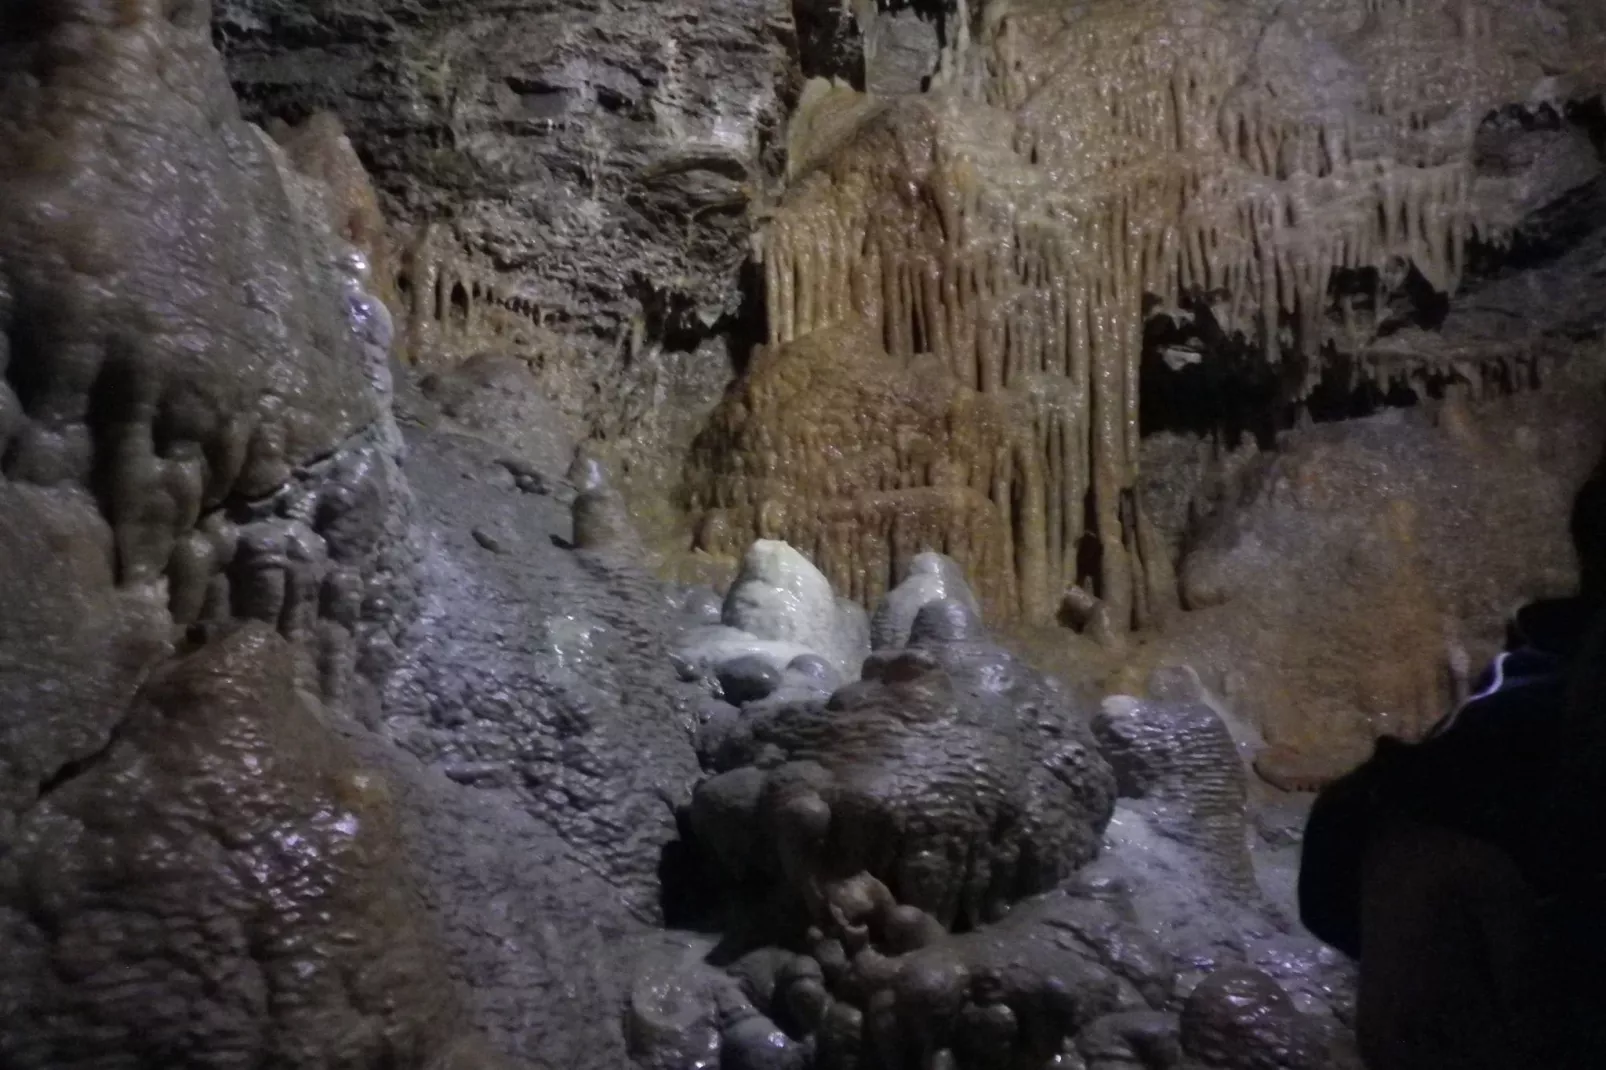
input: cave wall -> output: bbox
[212,0,799,498]
[0,0,403,823]
[0,4,484,1067]
[685,0,1606,631]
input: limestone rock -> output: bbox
[871,552,984,651]
[673,625,820,684]
[688,606,1116,935]
[0,626,494,1070]
[215,0,795,483]
[716,654,786,706]
[1093,696,1258,904]
[687,0,1606,634]
[1179,969,1346,1070]
[721,539,871,677]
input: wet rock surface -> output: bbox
[419,354,578,478]
[0,626,495,1070]
[382,428,703,916]
[5,2,1606,1070]
[1162,361,1606,785]
[690,598,1117,934]
[1093,696,1260,904]
[214,0,795,482]
[0,7,685,1068]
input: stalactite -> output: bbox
[687,0,1606,630]
[392,223,567,368]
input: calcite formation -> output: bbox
[1161,379,1605,785]
[871,550,984,650]
[0,0,407,817]
[688,318,1028,620]
[689,0,1606,629]
[690,597,1116,935]
[0,626,494,1070]
[682,596,1125,1067]
[1094,695,1261,904]
[267,111,401,322]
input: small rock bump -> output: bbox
[717,654,784,705]
[908,598,983,644]
[567,449,609,493]
[722,1015,807,1070]
[681,586,724,625]
[787,653,840,687]
[572,486,637,551]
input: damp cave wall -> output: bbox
[208,0,1606,639]
[211,0,801,498]
[685,0,1606,633]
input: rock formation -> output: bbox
[3,2,1605,1069]
[0,7,695,1068]
[1159,352,1606,784]
[214,0,797,494]
[687,0,1606,632]
[0,626,494,1070]
[680,590,1124,1066]
[0,0,404,823]
[691,596,1116,931]
[663,551,1368,1069]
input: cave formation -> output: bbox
[3,1,1606,1069]
[688,0,1606,634]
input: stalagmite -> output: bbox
[686,0,1606,629]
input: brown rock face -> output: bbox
[687,317,1020,618]
[0,625,492,1070]
[1162,359,1606,784]
[687,0,1606,631]
[268,110,401,315]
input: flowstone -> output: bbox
[687,0,1606,633]
[0,625,494,1070]
[691,597,1116,933]
[662,551,1359,1069]
[673,586,1131,1067]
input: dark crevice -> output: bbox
[658,813,717,930]
[725,257,769,381]
[791,0,868,89]
[35,707,137,804]
[1572,95,1606,157]
[1137,292,1284,447]
[2,300,49,417]
[1465,172,1606,280]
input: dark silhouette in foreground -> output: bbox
[1300,465,1606,1069]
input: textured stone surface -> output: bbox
[419,353,578,479]
[0,0,406,850]
[214,0,796,487]
[1178,968,1356,1070]
[341,719,645,1070]
[691,599,1116,934]
[381,428,703,917]
[688,317,1021,621]
[722,539,872,677]
[5,3,1606,1069]
[872,551,984,651]
[1162,354,1606,785]
[675,594,1132,1067]
[687,0,1606,635]
[1093,696,1259,903]
[0,626,493,1070]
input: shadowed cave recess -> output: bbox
[1,0,1605,1068]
